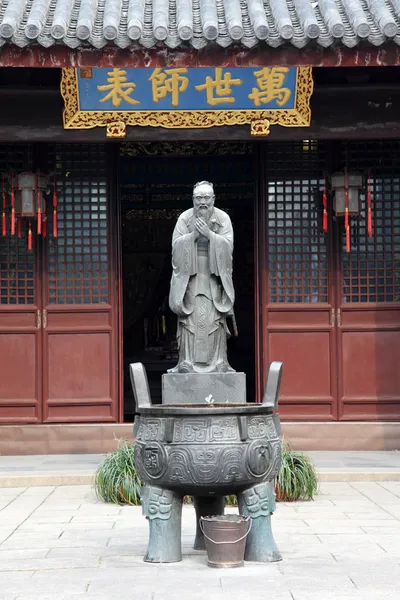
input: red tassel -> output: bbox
[17,217,21,238]
[367,172,373,238]
[37,173,42,235]
[11,173,15,235]
[346,225,351,253]
[1,175,5,236]
[28,220,32,250]
[344,170,350,252]
[53,210,57,238]
[322,179,328,232]
[42,217,47,238]
[53,176,58,238]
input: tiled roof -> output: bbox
[0,0,399,50]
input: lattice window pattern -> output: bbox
[0,145,35,305]
[266,141,329,303]
[339,141,400,303]
[48,145,109,305]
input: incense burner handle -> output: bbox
[130,362,152,409]
[261,362,283,410]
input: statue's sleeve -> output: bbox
[209,214,235,312]
[169,216,196,316]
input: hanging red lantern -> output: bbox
[322,178,328,233]
[367,172,373,238]
[2,170,57,250]
[14,172,48,250]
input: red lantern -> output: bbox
[1,171,57,250]
[331,171,363,254]
[14,172,47,250]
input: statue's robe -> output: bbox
[169,207,235,373]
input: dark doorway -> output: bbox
[120,142,255,421]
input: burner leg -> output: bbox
[142,485,183,563]
[192,495,226,550]
[238,481,282,563]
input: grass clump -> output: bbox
[94,439,142,505]
[276,440,318,501]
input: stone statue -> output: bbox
[168,181,235,374]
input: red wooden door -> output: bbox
[259,142,337,420]
[42,145,119,423]
[0,146,42,423]
[259,140,400,421]
[335,142,400,420]
[0,232,43,423]
[0,144,119,424]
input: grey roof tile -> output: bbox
[0,0,400,48]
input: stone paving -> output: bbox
[0,481,400,600]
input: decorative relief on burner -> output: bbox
[174,419,208,443]
[220,447,245,482]
[143,487,174,521]
[246,439,272,477]
[209,418,237,442]
[135,441,167,481]
[247,416,276,440]
[137,418,165,442]
[239,482,276,518]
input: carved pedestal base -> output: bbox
[141,483,281,564]
[162,372,246,405]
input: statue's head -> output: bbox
[193,181,215,220]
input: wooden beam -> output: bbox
[0,85,399,141]
[1,43,400,68]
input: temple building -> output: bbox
[0,0,399,453]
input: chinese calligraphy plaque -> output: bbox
[61,67,313,138]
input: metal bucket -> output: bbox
[200,515,251,568]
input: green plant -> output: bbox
[94,439,142,505]
[275,439,318,502]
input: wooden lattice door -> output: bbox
[0,144,119,424]
[42,145,118,422]
[0,146,42,423]
[336,141,400,420]
[259,140,400,422]
[259,142,337,420]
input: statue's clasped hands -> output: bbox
[195,218,210,240]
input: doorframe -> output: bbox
[255,142,268,403]
[107,144,124,423]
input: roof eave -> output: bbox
[0,42,400,68]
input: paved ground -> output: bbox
[1,451,400,487]
[1,481,400,600]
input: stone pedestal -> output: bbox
[162,372,246,405]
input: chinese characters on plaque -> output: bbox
[80,67,295,110]
[62,67,313,137]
